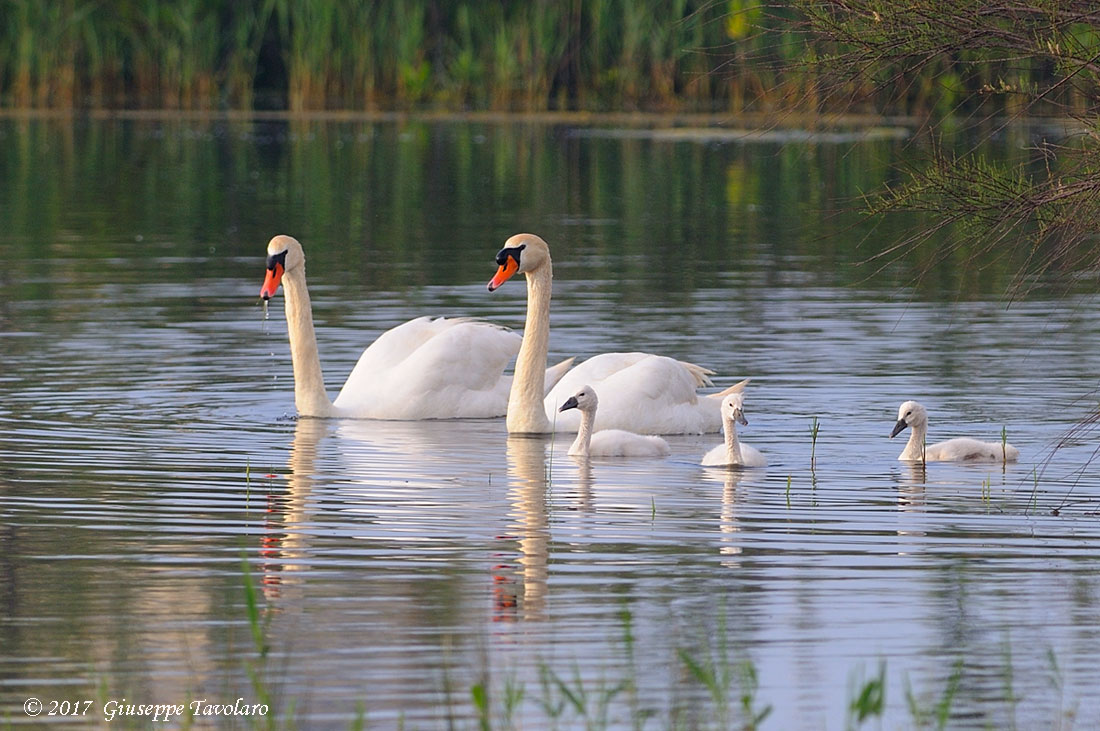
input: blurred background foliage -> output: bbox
[0,0,1095,116]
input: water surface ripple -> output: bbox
[1,118,1099,729]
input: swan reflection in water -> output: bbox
[700,464,758,569]
[495,435,551,622]
[897,461,928,511]
[260,417,505,598]
[261,417,557,625]
[893,461,929,552]
[259,417,329,601]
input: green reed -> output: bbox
[809,416,820,467]
[905,657,963,730]
[111,575,1084,730]
[239,553,281,731]
[0,0,1087,115]
[847,661,886,729]
[0,0,780,112]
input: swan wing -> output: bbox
[545,353,721,434]
[926,437,1018,463]
[543,357,576,394]
[739,443,768,467]
[588,429,670,457]
[334,318,521,418]
[701,442,728,466]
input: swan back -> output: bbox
[588,430,672,458]
[333,317,522,419]
[925,437,1020,462]
[702,441,767,468]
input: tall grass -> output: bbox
[0,0,975,114]
[1,1,1083,114]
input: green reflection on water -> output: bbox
[0,117,1083,303]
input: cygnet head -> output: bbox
[891,400,927,438]
[260,235,305,300]
[559,385,598,414]
[721,392,748,426]
[487,233,551,292]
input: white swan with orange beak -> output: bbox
[487,233,747,434]
[260,235,572,419]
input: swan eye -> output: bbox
[266,249,288,270]
[495,244,526,266]
[905,411,912,417]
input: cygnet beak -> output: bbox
[734,408,748,426]
[559,396,579,412]
[890,418,909,439]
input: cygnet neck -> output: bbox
[723,414,744,464]
[569,406,595,457]
[899,419,928,461]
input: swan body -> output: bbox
[260,235,572,419]
[487,233,744,434]
[559,386,671,458]
[701,391,767,467]
[890,400,1019,463]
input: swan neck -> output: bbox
[569,408,594,456]
[724,416,743,464]
[901,420,927,461]
[507,263,553,433]
[282,267,336,417]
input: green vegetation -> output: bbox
[798,1,1100,283]
[809,416,820,467]
[2,0,1094,118]
[847,661,886,729]
[0,0,752,111]
[904,658,963,731]
[224,567,1080,729]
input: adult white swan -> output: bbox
[260,235,572,419]
[558,386,671,458]
[487,233,746,434]
[890,400,1020,463]
[701,390,767,467]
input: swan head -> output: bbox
[559,385,598,414]
[721,393,748,426]
[487,233,550,292]
[891,400,927,438]
[261,235,305,300]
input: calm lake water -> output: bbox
[2,115,1100,729]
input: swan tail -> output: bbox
[706,377,752,400]
[677,360,716,388]
[543,357,576,394]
